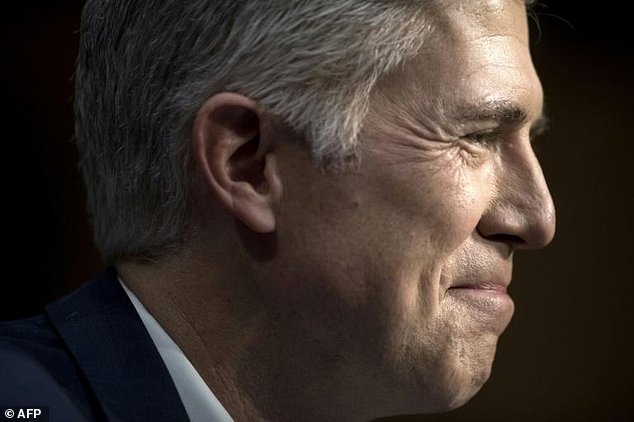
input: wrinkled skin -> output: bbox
[122,1,556,420]
[252,0,555,417]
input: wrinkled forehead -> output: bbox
[366,0,541,133]
[429,0,530,41]
[372,0,535,89]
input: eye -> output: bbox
[529,124,549,145]
[461,130,498,147]
[529,115,550,143]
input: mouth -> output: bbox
[448,283,509,295]
[445,279,514,327]
[447,271,512,295]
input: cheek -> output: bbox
[371,156,488,259]
[266,144,494,340]
[357,157,493,323]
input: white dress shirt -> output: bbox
[119,279,234,422]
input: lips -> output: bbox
[448,282,509,294]
[446,278,515,331]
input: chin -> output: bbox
[444,364,493,411]
[415,336,500,414]
[375,372,489,420]
[434,340,498,412]
[363,355,494,421]
[373,311,505,417]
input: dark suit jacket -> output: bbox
[0,268,190,421]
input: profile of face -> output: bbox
[233,0,555,417]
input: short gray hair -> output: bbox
[80,1,503,262]
[75,0,438,262]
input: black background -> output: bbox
[2,2,633,421]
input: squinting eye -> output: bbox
[529,126,548,144]
[462,130,496,146]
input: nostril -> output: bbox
[485,233,525,246]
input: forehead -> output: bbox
[434,0,532,64]
[438,0,529,36]
[370,0,541,125]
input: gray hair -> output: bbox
[76,0,537,262]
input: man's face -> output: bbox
[262,0,555,414]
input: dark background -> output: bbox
[2,2,632,421]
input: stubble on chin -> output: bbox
[383,294,511,412]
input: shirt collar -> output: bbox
[119,278,234,422]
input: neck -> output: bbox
[116,243,267,414]
[116,242,388,422]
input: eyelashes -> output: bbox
[462,124,548,148]
[529,126,549,145]
[461,130,500,147]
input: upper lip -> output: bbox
[442,245,514,293]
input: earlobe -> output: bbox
[192,93,281,233]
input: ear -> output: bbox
[192,93,282,233]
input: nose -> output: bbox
[477,142,556,250]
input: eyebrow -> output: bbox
[454,99,529,125]
[452,99,548,137]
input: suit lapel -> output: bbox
[46,268,189,422]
